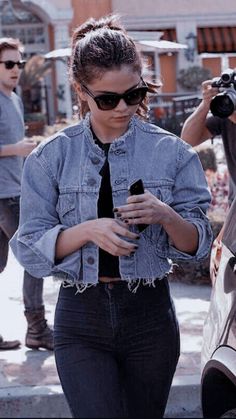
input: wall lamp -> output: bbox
[184,32,197,62]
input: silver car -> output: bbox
[201,198,236,418]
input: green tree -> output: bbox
[177,66,212,91]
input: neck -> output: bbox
[0,84,13,97]
[90,117,130,144]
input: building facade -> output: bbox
[114,0,236,92]
[0,0,236,124]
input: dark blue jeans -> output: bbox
[0,197,44,311]
[54,278,180,418]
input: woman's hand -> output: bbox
[88,218,139,256]
[114,190,170,227]
[114,191,198,254]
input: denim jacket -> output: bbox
[10,114,213,288]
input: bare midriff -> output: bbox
[99,276,121,283]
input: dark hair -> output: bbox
[70,14,160,118]
[197,147,217,172]
[0,37,24,59]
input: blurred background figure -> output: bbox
[0,37,53,351]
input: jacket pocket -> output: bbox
[145,180,173,205]
[56,192,78,227]
[142,180,173,246]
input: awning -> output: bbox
[158,28,177,42]
[198,27,236,53]
[44,47,71,59]
[45,40,187,60]
[138,40,187,52]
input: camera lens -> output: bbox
[221,71,233,84]
[210,90,236,118]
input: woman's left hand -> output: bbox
[114,190,199,255]
[114,190,170,227]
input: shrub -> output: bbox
[177,66,212,91]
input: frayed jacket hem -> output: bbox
[56,274,169,294]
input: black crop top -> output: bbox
[94,134,120,278]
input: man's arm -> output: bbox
[0,138,37,157]
[181,80,219,146]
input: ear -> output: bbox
[75,83,87,102]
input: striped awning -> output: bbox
[158,28,177,42]
[198,27,236,53]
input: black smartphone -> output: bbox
[129,178,145,195]
[129,179,147,232]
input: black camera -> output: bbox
[210,68,236,118]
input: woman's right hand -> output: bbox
[88,218,139,256]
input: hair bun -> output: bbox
[72,14,124,47]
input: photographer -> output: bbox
[181,76,236,205]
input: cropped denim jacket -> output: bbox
[10,114,213,288]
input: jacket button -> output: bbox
[114,149,125,155]
[87,257,95,265]
[91,157,100,165]
[115,178,126,185]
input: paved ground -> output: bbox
[0,250,212,418]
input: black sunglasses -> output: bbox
[0,60,26,70]
[81,78,148,111]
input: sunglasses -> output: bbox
[81,78,148,111]
[0,60,26,70]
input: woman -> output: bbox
[10,15,213,418]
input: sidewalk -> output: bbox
[0,251,212,418]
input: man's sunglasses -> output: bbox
[0,60,26,70]
[81,78,148,111]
